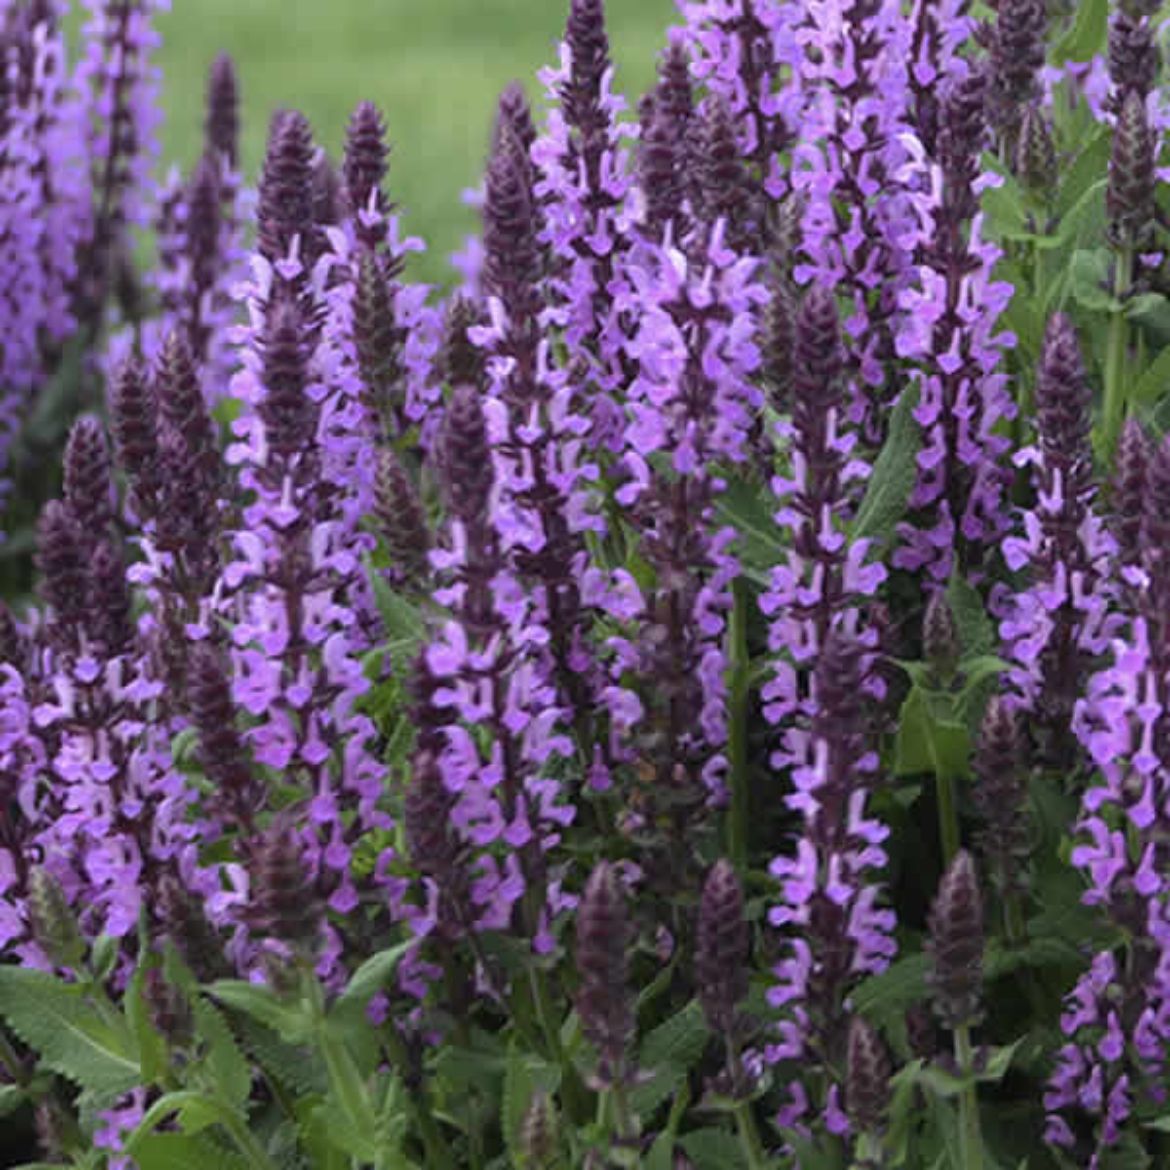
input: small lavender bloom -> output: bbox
[926,851,984,1029]
[1107,89,1156,250]
[204,52,239,168]
[576,861,633,1085]
[845,1017,892,1136]
[696,859,748,1036]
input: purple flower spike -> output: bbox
[1000,315,1117,765]
[696,859,748,1036]
[204,52,239,168]
[257,109,317,270]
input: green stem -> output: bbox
[727,576,751,872]
[734,1102,768,1170]
[935,764,960,868]
[610,1082,633,1145]
[954,1026,983,1170]
[1101,248,1133,463]
[0,1026,25,1084]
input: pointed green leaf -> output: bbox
[0,968,139,1094]
[852,382,921,547]
[207,980,313,1043]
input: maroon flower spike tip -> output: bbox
[374,448,429,585]
[156,332,219,490]
[439,294,487,391]
[343,100,390,244]
[493,80,538,163]
[1113,417,1151,567]
[143,966,194,1049]
[1035,314,1092,498]
[259,295,316,460]
[696,95,754,251]
[246,824,321,955]
[1014,103,1056,193]
[640,98,685,238]
[204,52,239,168]
[62,416,113,542]
[575,861,634,1084]
[188,642,263,827]
[927,850,984,1029]
[695,859,748,1036]
[923,592,960,682]
[111,356,161,511]
[257,109,316,265]
[311,151,345,229]
[846,1016,892,1135]
[0,601,21,666]
[353,250,404,421]
[1109,10,1159,104]
[440,385,494,528]
[1107,89,1155,250]
[971,695,1029,898]
[86,539,133,658]
[35,500,88,637]
[157,872,226,983]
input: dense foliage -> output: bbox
[0,0,1169,1167]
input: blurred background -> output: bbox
[154,0,679,284]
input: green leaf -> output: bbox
[893,686,971,779]
[678,1127,748,1170]
[629,1001,709,1120]
[131,1133,247,1170]
[126,1091,229,1145]
[0,968,140,1094]
[194,998,252,1110]
[333,939,416,1018]
[309,1098,379,1162]
[125,964,167,1089]
[851,954,929,1020]
[1069,248,1119,313]
[1052,0,1108,63]
[366,555,427,670]
[947,574,994,658]
[207,980,313,1044]
[976,1038,1025,1085]
[1053,136,1108,223]
[716,475,786,574]
[1132,344,1170,407]
[0,1083,25,1118]
[852,382,921,547]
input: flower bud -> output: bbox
[923,592,960,683]
[247,824,321,956]
[927,851,984,1028]
[36,500,88,637]
[86,539,133,658]
[257,109,316,265]
[143,965,194,1050]
[970,696,1028,899]
[439,294,486,392]
[344,101,390,248]
[63,416,113,542]
[374,448,430,585]
[111,356,161,512]
[1107,89,1155,250]
[846,1016,892,1134]
[1113,417,1151,567]
[520,1089,559,1169]
[259,293,316,459]
[353,251,404,423]
[696,859,748,1036]
[157,872,226,983]
[0,600,22,666]
[204,53,239,168]
[439,385,494,528]
[793,284,844,414]
[1013,104,1056,193]
[576,862,633,1084]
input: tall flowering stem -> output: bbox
[767,631,896,1139]
[421,385,574,960]
[1052,436,1170,1160]
[789,0,921,445]
[604,208,764,887]
[1000,315,1118,770]
[893,72,1016,585]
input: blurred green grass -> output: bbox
[153,0,678,284]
